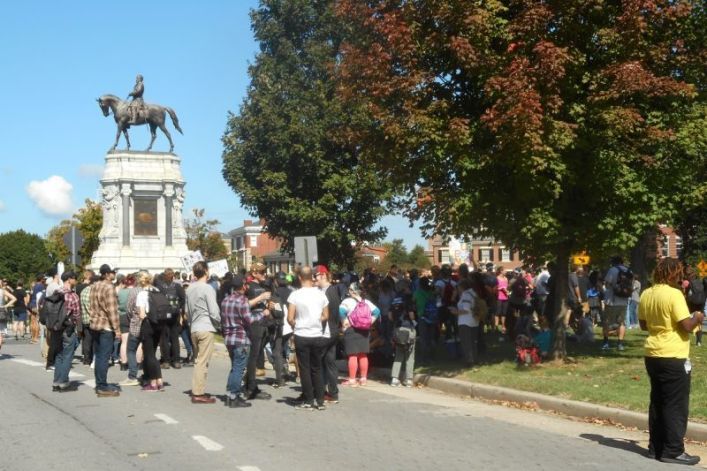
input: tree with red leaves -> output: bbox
[338,0,706,358]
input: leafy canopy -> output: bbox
[222,0,391,266]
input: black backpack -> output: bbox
[687,278,706,307]
[160,282,182,316]
[614,267,634,298]
[39,292,68,332]
[148,288,171,323]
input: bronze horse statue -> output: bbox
[97,94,183,152]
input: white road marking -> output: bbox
[82,379,96,388]
[68,372,85,379]
[192,435,224,451]
[10,358,44,367]
[238,467,262,471]
[154,413,178,424]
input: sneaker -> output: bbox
[256,368,266,377]
[697,341,702,347]
[160,362,171,370]
[601,342,610,351]
[617,343,625,351]
[323,393,339,404]
[158,383,165,392]
[141,384,160,392]
[247,391,272,400]
[342,378,358,387]
[227,395,252,408]
[315,403,327,411]
[295,403,315,411]
[96,388,120,397]
[390,378,401,387]
[119,378,140,386]
[403,380,413,388]
[359,378,367,387]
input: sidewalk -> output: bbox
[211,339,707,442]
[410,372,707,443]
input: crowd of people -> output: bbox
[0,257,704,416]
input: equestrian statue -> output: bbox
[97,74,183,153]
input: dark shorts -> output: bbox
[14,310,28,322]
[343,327,370,355]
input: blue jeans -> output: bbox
[226,345,250,396]
[53,329,78,387]
[626,300,639,327]
[127,334,141,380]
[181,325,193,356]
[91,330,115,390]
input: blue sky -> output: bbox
[0,1,427,251]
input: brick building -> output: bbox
[227,219,282,271]
[427,235,522,271]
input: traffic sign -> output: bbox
[572,254,590,266]
[698,259,707,277]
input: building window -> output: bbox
[438,249,449,264]
[661,235,669,258]
[500,248,511,262]
[675,236,683,259]
[250,235,258,247]
[479,248,493,262]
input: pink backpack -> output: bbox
[348,299,373,330]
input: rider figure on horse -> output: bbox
[127,74,145,124]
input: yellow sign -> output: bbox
[572,255,590,266]
[698,260,707,277]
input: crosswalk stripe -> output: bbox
[154,413,178,424]
[192,435,224,451]
[238,467,262,471]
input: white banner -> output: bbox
[207,259,230,278]
[180,250,204,274]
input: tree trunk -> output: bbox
[551,243,572,361]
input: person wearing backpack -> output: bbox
[338,282,380,387]
[389,296,416,387]
[51,271,81,392]
[135,271,165,392]
[156,268,185,369]
[684,268,706,346]
[602,256,631,351]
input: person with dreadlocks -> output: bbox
[639,258,704,466]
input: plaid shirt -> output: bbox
[89,279,120,334]
[220,292,262,349]
[80,285,92,325]
[57,287,81,327]
[125,287,142,337]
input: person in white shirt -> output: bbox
[287,266,329,411]
[454,277,480,366]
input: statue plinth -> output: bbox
[89,150,189,274]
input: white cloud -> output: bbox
[0,200,5,212]
[26,176,74,216]
[78,164,104,177]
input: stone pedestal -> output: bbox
[90,151,189,274]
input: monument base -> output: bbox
[89,150,189,275]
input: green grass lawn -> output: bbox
[417,328,707,422]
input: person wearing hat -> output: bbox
[51,271,81,392]
[88,264,121,397]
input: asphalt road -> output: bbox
[1,337,705,471]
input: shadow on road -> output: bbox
[580,433,649,457]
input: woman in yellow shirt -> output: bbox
[639,258,704,465]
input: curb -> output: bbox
[412,374,707,442]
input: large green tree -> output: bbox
[222,0,391,266]
[44,199,102,270]
[0,230,51,282]
[339,0,706,358]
